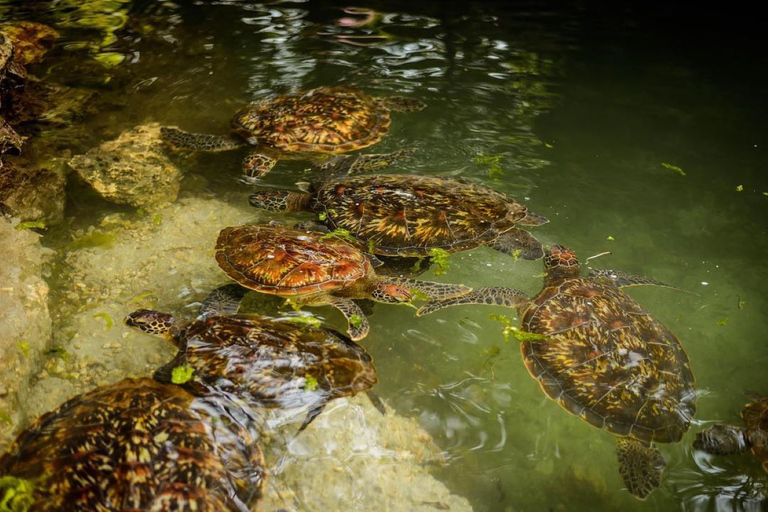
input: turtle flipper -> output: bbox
[367,391,387,415]
[318,149,415,176]
[242,152,278,180]
[385,277,471,302]
[616,438,666,500]
[200,283,247,318]
[377,96,426,112]
[519,210,549,227]
[416,287,528,316]
[249,190,310,212]
[693,424,750,455]
[589,269,676,290]
[325,296,370,341]
[490,227,544,260]
[160,127,243,151]
[298,403,326,433]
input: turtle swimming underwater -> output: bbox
[160,86,425,180]
[214,224,471,341]
[125,284,386,432]
[0,286,270,511]
[249,152,548,260]
[694,394,768,471]
[417,245,697,499]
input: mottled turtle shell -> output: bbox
[0,378,264,511]
[215,224,372,296]
[519,276,696,444]
[313,174,533,257]
[742,397,768,468]
[170,313,378,410]
[232,86,390,154]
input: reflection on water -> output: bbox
[1,0,767,510]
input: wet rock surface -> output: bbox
[0,217,52,450]
[0,157,66,225]
[68,123,182,208]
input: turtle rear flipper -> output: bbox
[160,127,243,152]
[325,296,370,341]
[377,96,426,112]
[200,284,248,318]
[518,210,549,227]
[416,287,528,316]
[616,438,666,500]
[490,227,544,260]
[588,268,679,290]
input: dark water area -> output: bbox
[0,1,766,510]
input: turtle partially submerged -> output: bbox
[214,224,471,341]
[160,86,425,180]
[0,287,270,512]
[694,394,768,471]
[249,152,548,260]
[417,245,697,499]
[125,284,385,432]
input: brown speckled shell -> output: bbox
[313,174,529,257]
[177,314,378,409]
[519,277,696,444]
[742,396,768,468]
[232,86,390,154]
[0,378,264,511]
[215,225,371,296]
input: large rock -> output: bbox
[68,123,182,208]
[0,158,66,225]
[0,217,52,450]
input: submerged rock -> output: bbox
[0,21,58,66]
[0,217,52,451]
[0,116,21,155]
[0,157,66,225]
[68,123,182,208]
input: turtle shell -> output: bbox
[215,224,372,296]
[169,313,378,410]
[0,378,265,511]
[313,174,530,257]
[519,277,696,444]
[742,396,768,469]
[232,86,390,154]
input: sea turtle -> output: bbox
[249,152,548,260]
[694,394,768,471]
[125,283,386,432]
[417,245,697,499]
[160,85,425,180]
[214,224,471,341]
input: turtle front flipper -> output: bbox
[519,210,549,227]
[589,268,676,290]
[416,287,528,316]
[298,403,326,433]
[616,438,666,500]
[200,283,248,318]
[377,96,427,112]
[384,277,471,302]
[490,227,544,260]
[693,424,751,455]
[242,152,278,180]
[325,295,370,341]
[160,127,243,152]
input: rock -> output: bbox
[0,158,66,225]
[68,123,182,208]
[0,21,58,66]
[262,395,473,512]
[0,116,21,155]
[0,216,52,451]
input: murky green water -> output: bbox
[2,1,767,510]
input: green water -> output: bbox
[3,1,767,510]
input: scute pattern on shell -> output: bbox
[520,278,696,444]
[314,174,528,257]
[0,378,264,511]
[233,86,390,153]
[179,314,378,409]
[215,225,371,295]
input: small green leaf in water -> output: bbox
[661,162,686,176]
[606,235,615,241]
[14,220,46,231]
[171,365,194,384]
[304,375,319,391]
[282,314,323,327]
[511,249,522,261]
[0,411,11,426]
[735,185,744,192]
[93,51,126,68]
[429,248,451,276]
[474,155,505,179]
[717,317,729,327]
[367,238,376,254]
[0,475,34,512]
[410,257,425,273]
[321,228,357,245]
[489,313,547,343]
[152,214,163,226]
[317,211,327,221]
[17,342,29,357]
[93,312,114,330]
[349,314,364,328]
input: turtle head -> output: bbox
[693,424,751,455]
[370,281,413,303]
[249,190,310,212]
[231,103,260,145]
[125,309,176,338]
[544,245,580,280]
